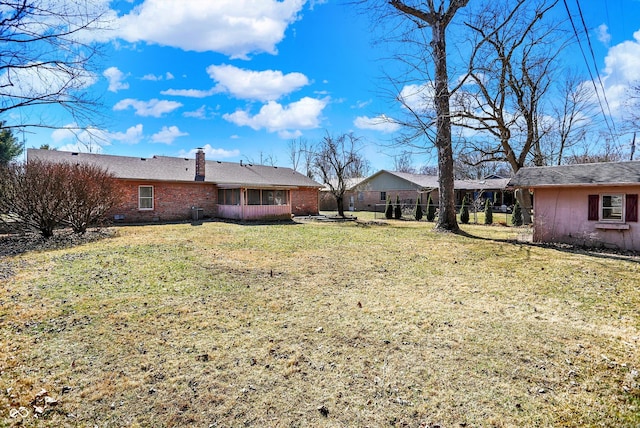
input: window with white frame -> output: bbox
[139,185,153,210]
[601,194,623,221]
[588,193,638,222]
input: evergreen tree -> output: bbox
[512,200,523,226]
[426,193,436,222]
[484,198,493,225]
[394,194,402,219]
[414,196,423,221]
[0,123,22,165]
[385,195,393,219]
[460,196,470,224]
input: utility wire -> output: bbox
[561,0,618,142]
[573,0,618,139]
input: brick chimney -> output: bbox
[195,148,205,181]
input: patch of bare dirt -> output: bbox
[0,228,115,259]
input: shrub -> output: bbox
[460,197,470,224]
[426,193,436,222]
[512,200,523,226]
[484,198,493,225]
[0,160,122,237]
[63,163,123,234]
[414,196,423,221]
[0,160,69,237]
[385,195,393,219]
[394,194,402,219]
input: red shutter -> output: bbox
[588,195,599,221]
[626,194,638,222]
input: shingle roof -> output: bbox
[454,178,511,190]
[507,161,640,188]
[27,149,322,188]
[358,170,509,191]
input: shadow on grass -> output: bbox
[454,228,640,264]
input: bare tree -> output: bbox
[565,135,624,164]
[288,137,315,178]
[393,150,417,173]
[382,0,470,231]
[0,0,108,133]
[539,71,596,166]
[313,133,365,218]
[454,151,511,179]
[452,0,563,223]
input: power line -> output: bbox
[561,0,619,142]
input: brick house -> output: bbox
[508,161,640,251]
[27,148,322,222]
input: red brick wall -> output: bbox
[108,180,217,223]
[291,187,319,216]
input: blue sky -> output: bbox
[24,0,640,171]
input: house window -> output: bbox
[246,189,289,206]
[588,194,638,222]
[380,191,386,201]
[602,195,623,221]
[139,186,153,210]
[218,188,240,205]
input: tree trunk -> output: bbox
[432,21,459,232]
[336,195,345,218]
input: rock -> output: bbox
[317,405,329,417]
[44,396,58,405]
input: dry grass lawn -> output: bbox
[1,218,639,427]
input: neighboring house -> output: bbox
[508,161,640,251]
[320,170,512,212]
[454,177,514,210]
[318,177,366,211]
[27,148,322,222]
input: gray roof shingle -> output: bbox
[507,161,640,188]
[27,149,322,188]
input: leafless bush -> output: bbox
[0,160,122,237]
[62,163,123,234]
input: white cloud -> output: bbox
[142,71,176,81]
[110,124,144,144]
[183,105,208,119]
[103,66,129,92]
[161,88,216,98]
[179,144,240,159]
[398,83,435,113]
[354,115,401,133]
[151,125,188,144]
[50,124,110,152]
[207,64,308,101]
[352,99,372,109]
[110,0,305,59]
[223,97,327,135]
[596,23,611,45]
[594,29,640,117]
[113,98,183,117]
[141,73,162,81]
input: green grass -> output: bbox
[1,220,639,427]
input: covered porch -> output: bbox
[217,187,292,220]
